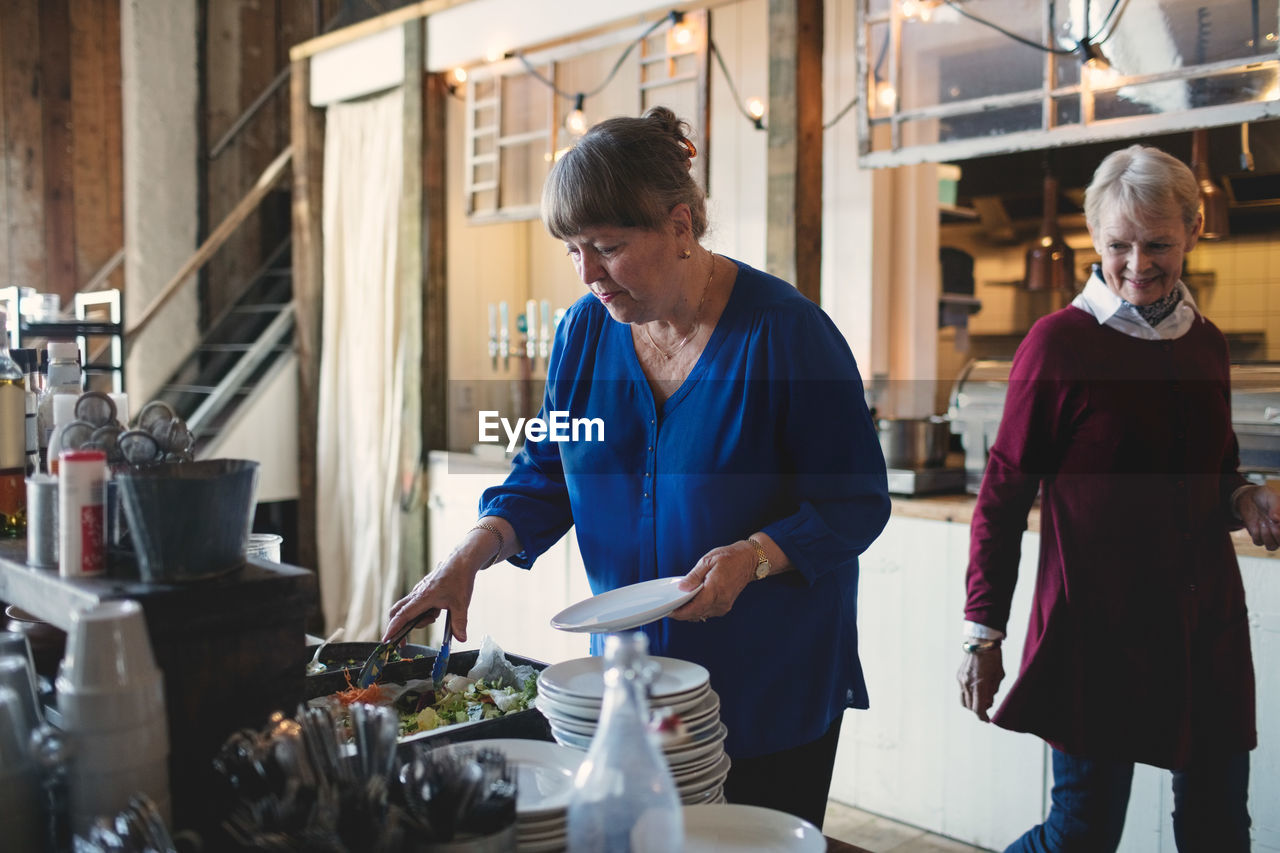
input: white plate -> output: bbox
[682,804,825,852]
[539,656,709,702]
[537,684,712,724]
[551,577,702,633]
[519,835,569,853]
[681,784,724,806]
[677,754,732,797]
[673,750,731,783]
[426,738,581,818]
[550,725,593,750]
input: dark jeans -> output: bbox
[1005,748,1251,853]
[722,714,843,830]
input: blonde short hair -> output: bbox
[541,106,708,241]
[1084,144,1201,234]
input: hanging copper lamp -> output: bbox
[1024,172,1075,291]
[1191,128,1230,240]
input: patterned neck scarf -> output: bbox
[1127,286,1184,328]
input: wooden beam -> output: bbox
[3,0,48,293]
[290,57,324,579]
[125,146,291,340]
[39,0,76,304]
[422,72,448,454]
[289,0,474,62]
[399,19,427,595]
[765,0,823,303]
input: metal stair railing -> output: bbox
[186,302,296,437]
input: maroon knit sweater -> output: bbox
[965,305,1256,769]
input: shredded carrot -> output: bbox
[335,668,386,706]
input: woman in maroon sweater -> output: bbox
[957,144,1280,852]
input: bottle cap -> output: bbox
[10,349,36,374]
[48,341,78,361]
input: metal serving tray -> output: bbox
[303,644,553,749]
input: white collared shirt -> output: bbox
[1069,265,1199,341]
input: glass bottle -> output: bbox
[37,342,81,471]
[566,633,683,853]
[11,349,39,475]
[0,349,27,536]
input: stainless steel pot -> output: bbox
[877,416,952,469]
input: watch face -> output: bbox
[755,560,770,580]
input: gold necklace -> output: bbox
[644,254,715,361]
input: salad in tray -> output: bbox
[309,636,539,740]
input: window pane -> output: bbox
[1092,67,1280,120]
[501,74,547,136]
[899,0,1046,111]
[937,102,1043,142]
[499,141,548,210]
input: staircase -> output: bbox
[149,237,295,456]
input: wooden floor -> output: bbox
[823,801,996,853]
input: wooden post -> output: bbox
[421,66,448,455]
[290,56,324,586]
[399,19,428,592]
[766,0,823,303]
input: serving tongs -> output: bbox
[356,610,434,689]
[416,610,453,711]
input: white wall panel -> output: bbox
[426,0,675,71]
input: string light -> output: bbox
[565,93,589,136]
[666,11,697,55]
[876,81,898,109]
[502,8,861,135]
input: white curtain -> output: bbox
[316,89,418,640]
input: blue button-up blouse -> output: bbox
[480,258,889,758]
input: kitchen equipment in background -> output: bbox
[876,416,967,496]
[949,358,1013,494]
[1024,169,1074,291]
[1230,362,1280,479]
[950,359,1280,492]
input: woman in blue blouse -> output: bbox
[385,107,889,826]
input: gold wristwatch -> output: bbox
[747,537,771,581]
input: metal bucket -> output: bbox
[877,416,952,469]
[117,459,260,582]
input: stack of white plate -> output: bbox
[536,656,730,806]
[428,738,581,853]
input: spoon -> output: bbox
[306,627,344,675]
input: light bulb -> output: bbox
[451,67,468,85]
[672,22,693,48]
[877,82,898,109]
[565,94,589,136]
[565,110,588,136]
[746,97,765,120]
[900,0,920,19]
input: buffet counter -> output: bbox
[889,492,1280,561]
[0,542,317,840]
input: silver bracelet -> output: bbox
[962,638,1001,654]
[471,521,505,568]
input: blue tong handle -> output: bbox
[414,611,452,712]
